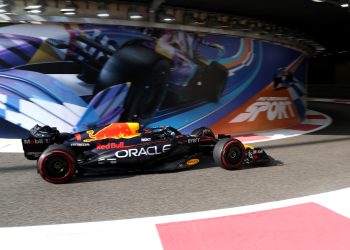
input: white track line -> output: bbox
[233,109,331,143]
[1,188,350,250]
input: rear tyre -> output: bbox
[213,138,245,170]
[37,145,76,184]
[191,127,215,138]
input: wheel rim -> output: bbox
[225,145,243,165]
[44,155,70,179]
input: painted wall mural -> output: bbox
[0,23,306,138]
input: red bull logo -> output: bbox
[96,142,125,150]
[84,123,141,142]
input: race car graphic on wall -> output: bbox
[0,24,228,136]
[22,123,271,184]
[0,23,306,138]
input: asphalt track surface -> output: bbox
[1,101,350,228]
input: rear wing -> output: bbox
[22,125,59,160]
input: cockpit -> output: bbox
[144,126,182,140]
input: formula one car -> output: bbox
[22,123,270,184]
[11,29,227,126]
[1,25,228,138]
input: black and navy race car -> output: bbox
[22,122,270,184]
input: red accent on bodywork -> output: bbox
[74,133,82,141]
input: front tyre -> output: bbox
[38,145,76,184]
[213,138,245,170]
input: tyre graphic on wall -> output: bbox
[95,39,227,125]
[95,42,171,125]
[194,61,228,102]
[0,29,229,135]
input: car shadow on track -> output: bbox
[68,173,136,184]
[0,154,284,184]
[68,157,284,184]
[186,156,283,171]
[246,156,284,169]
[0,164,35,173]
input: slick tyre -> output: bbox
[191,127,215,138]
[38,145,76,184]
[213,138,245,170]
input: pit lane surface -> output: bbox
[1,101,349,227]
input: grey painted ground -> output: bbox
[1,102,349,227]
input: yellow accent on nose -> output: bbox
[244,144,254,150]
